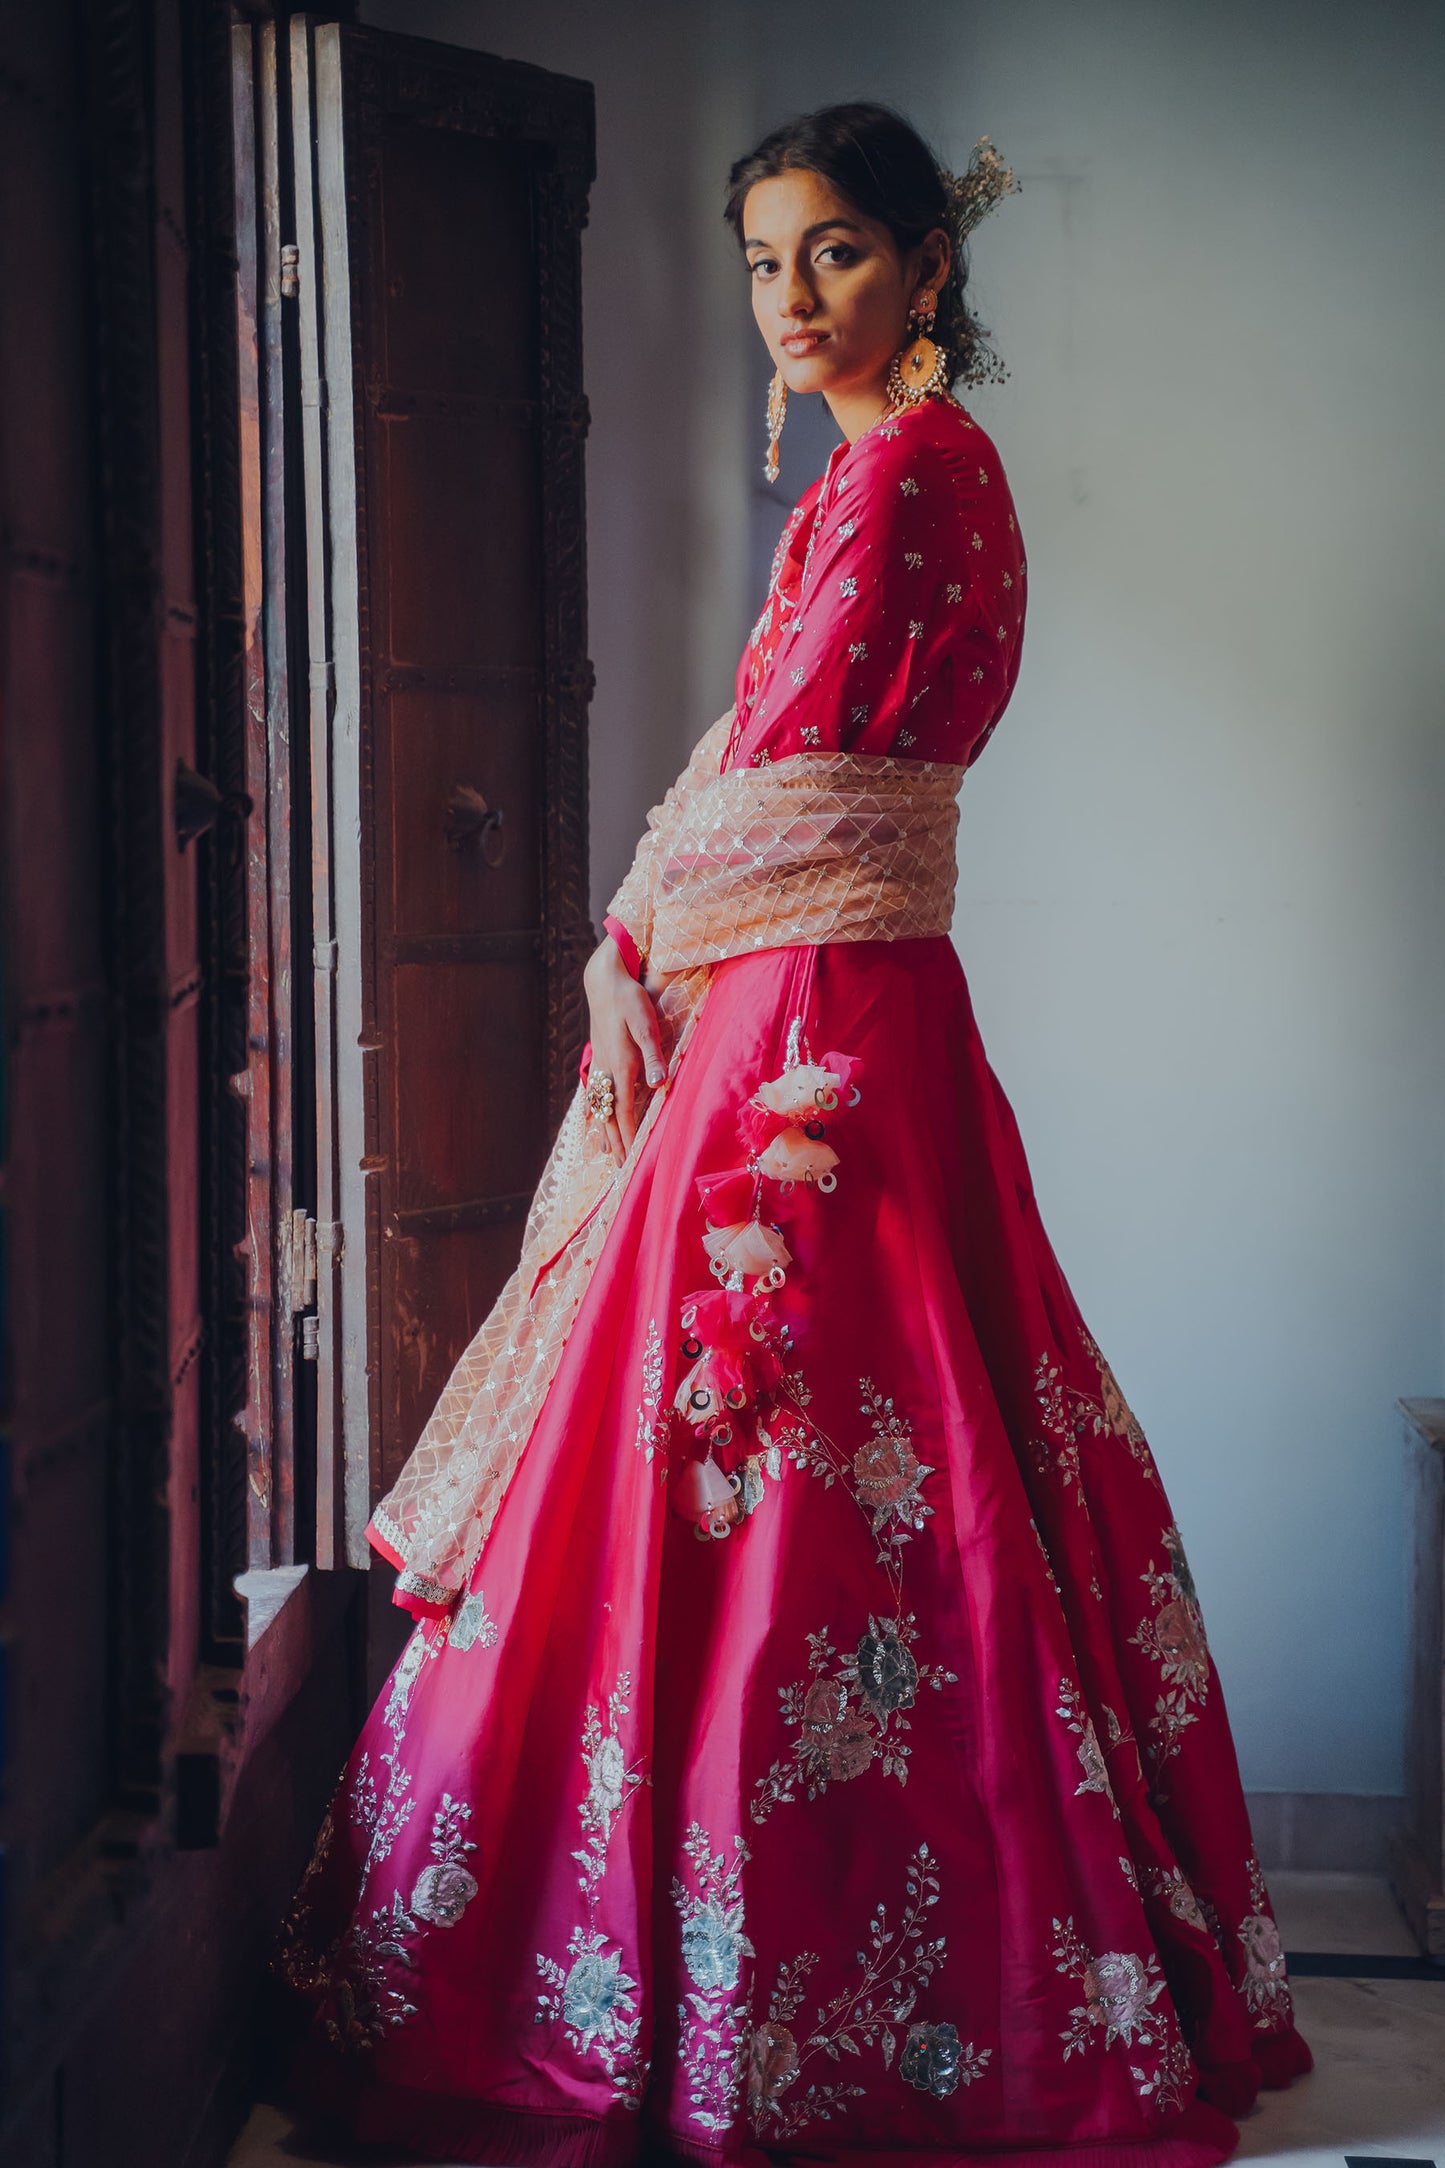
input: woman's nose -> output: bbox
[779,266,815,319]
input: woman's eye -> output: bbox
[818,244,857,266]
[748,257,778,278]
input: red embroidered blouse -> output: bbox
[727,395,1026,774]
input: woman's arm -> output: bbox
[583,707,735,1165]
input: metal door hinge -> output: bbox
[289,1208,318,1314]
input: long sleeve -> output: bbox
[603,709,737,972]
[735,402,1026,772]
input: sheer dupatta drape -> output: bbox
[367,718,964,1615]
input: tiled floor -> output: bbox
[231,1872,1445,2168]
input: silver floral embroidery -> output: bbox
[908,619,924,639]
[897,729,916,748]
[410,1793,478,1925]
[977,467,990,485]
[946,581,963,602]
[1149,1864,1208,1934]
[970,665,985,683]
[1237,1852,1294,2028]
[848,640,869,661]
[634,1318,670,1464]
[899,476,919,496]
[1130,1523,1211,1792]
[673,1823,755,2130]
[838,518,856,539]
[971,531,983,550]
[1131,2035,1196,2110]
[1055,1678,1118,1809]
[278,1624,478,2054]
[850,703,869,726]
[352,1624,438,1875]
[1003,572,1014,589]
[1077,1327,1154,1468]
[839,576,858,598]
[1031,1340,1159,1497]
[851,1378,936,1560]
[801,725,821,747]
[751,1616,956,1823]
[790,666,806,685]
[1029,1354,1083,1494]
[1051,1916,1183,2101]
[447,1588,498,1653]
[1030,1514,1061,1593]
[746,1843,986,2138]
[904,550,923,569]
[535,1678,649,2106]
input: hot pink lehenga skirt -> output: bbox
[278,935,1312,2166]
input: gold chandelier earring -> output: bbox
[764,366,788,484]
[885,290,949,413]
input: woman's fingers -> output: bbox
[612,1036,645,1157]
[626,985,667,1091]
[582,962,667,1168]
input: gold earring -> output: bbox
[886,291,948,413]
[764,367,787,484]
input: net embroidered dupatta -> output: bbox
[367,717,965,1614]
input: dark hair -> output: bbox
[724,101,1006,390]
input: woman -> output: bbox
[279,104,1313,2166]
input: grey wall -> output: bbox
[363,0,1445,1801]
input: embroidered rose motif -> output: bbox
[681,1894,754,1992]
[1240,1911,1284,1982]
[447,1589,497,1653]
[852,1432,926,1530]
[854,1617,920,1719]
[747,2018,800,2107]
[562,1944,634,2048]
[1154,1598,1209,1687]
[1164,1528,1198,1604]
[1075,1719,1109,1795]
[1081,1950,1161,2045]
[585,1733,627,1820]
[801,1676,876,1782]
[901,2019,963,2096]
[410,1860,478,1927]
[1099,1364,1144,1446]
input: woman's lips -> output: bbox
[781,331,829,357]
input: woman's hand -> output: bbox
[583,936,667,1167]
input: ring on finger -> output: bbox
[585,1069,617,1123]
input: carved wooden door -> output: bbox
[288,20,594,1565]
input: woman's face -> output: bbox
[742,167,948,409]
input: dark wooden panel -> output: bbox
[377,124,536,402]
[390,959,547,1214]
[387,680,543,934]
[380,411,543,670]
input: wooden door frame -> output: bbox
[288,19,596,1561]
